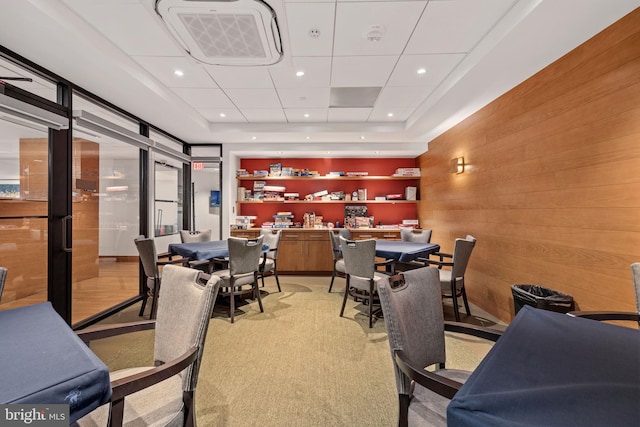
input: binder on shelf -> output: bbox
[405,186,417,200]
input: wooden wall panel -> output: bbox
[418,9,640,322]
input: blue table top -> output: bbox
[0,302,112,423]
[374,240,440,262]
[446,305,640,427]
[169,240,269,261]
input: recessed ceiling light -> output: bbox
[306,136,310,140]
[360,136,365,140]
[174,69,184,77]
[387,113,394,117]
[303,113,310,118]
[417,68,427,75]
[251,136,257,140]
[219,113,226,118]
[296,70,305,77]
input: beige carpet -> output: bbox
[90,275,502,427]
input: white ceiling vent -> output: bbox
[155,0,283,66]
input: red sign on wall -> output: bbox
[192,162,205,170]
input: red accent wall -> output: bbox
[238,158,418,227]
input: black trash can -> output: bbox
[511,284,574,315]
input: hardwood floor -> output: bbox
[0,257,140,325]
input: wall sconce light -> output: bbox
[450,157,465,174]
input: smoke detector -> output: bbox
[364,25,386,43]
[155,0,283,66]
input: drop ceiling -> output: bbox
[0,0,638,158]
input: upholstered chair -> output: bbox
[259,228,282,291]
[378,267,501,427]
[74,265,220,427]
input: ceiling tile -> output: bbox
[285,3,335,56]
[277,87,330,108]
[198,108,247,123]
[133,57,218,88]
[333,1,427,56]
[406,0,517,54]
[331,56,398,87]
[368,107,413,122]
[241,109,287,123]
[205,66,274,89]
[327,108,372,122]
[225,89,282,108]
[172,88,234,108]
[387,53,465,87]
[60,2,184,56]
[374,86,435,108]
[284,108,329,122]
[269,57,332,88]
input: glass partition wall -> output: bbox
[70,95,142,324]
[0,50,222,325]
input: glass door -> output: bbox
[70,100,143,325]
[0,118,49,310]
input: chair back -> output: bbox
[0,267,6,302]
[154,264,220,391]
[451,237,476,279]
[378,267,446,394]
[329,229,352,261]
[260,229,282,260]
[134,236,159,279]
[632,263,640,314]
[180,229,212,243]
[228,236,264,276]
[340,236,376,279]
[401,228,432,243]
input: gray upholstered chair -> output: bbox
[424,235,476,322]
[134,236,183,319]
[378,267,501,427]
[179,229,214,272]
[400,228,432,243]
[328,229,351,293]
[212,236,264,323]
[179,229,212,243]
[259,228,282,292]
[568,262,640,326]
[339,236,390,328]
[0,266,6,303]
[74,265,220,427]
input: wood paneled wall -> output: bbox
[418,8,640,322]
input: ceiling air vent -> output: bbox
[155,0,283,66]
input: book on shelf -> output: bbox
[405,186,417,200]
[263,185,286,192]
[393,167,421,176]
[253,169,269,177]
[281,167,294,176]
[313,189,329,197]
[284,193,299,200]
[386,193,403,200]
[327,171,344,176]
[269,163,282,176]
[345,171,368,176]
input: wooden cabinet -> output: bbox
[231,228,333,274]
[350,229,400,241]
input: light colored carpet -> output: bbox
[90,275,503,427]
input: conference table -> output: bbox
[0,302,112,423]
[373,240,440,273]
[446,305,640,427]
[168,240,270,261]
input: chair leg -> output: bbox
[150,279,160,320]
[368,280,374,328]
[229,282,235,324]
[340,275,350,317]
[451,279,461,322]
[139,292,148,316]
[254,272,264,313]
[398,394,410,427]
[461,285,471,315]
[184,390,196,427]
[273,264,281,292]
